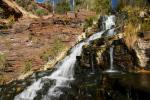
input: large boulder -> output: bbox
[133,37,150,68]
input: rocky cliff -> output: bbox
[78,32,150,72]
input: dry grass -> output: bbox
[123,23,139,49]
[40,38,67,62]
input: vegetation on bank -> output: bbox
[14,0,111,15]
[15,0,49,16]
[55,1,70,14]
[84,16,97,29]
[22,59,33,74]
[75,0,111,14]
[0,53,7,71]
[123,22,138,49]
[40,38,67,62]
[117,0,150,49]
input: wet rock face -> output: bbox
[79,45,97,68]
[79,37,136,72]
[113,40,135,71]
[100,39,135,71]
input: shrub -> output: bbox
[35,9,48,16]
[56,1,70,14]
[94,0,111,14]
[0,53,7,71]
[40,38,66,61]
[84,16,97,29]
[15,0,31,8]
[141,21,150,32]
[15,0,50,16]
[123,23,138,49]
[23,59,33,73]
[6,15,15,28]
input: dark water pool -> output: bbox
[1,68,150,100]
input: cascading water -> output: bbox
[110,46,114,70]
[106,16,115,30]
[14,15,116,100]
[104,45,119,73]
[102,15,120,73]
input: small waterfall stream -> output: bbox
[105,45,118,73]
[104,45,119,73]
[110,46,114,70]
[14,15,116,100]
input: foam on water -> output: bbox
[14,15,116,100]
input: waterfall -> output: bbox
[110,46,114,70]
[105,45,119,73]
[14,32,104,100]
[14,15,116,100]
[105,15,116,30]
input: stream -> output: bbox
[1,15,150,100]
[13,15,114,100]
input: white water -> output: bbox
[104,16,119,73]
[105,15,116,30]
[110,46,114,70]
[104,46,119,73]
[14,15,115,100]
[105,46,119,73]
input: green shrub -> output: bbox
[56,1,70,14]
[23,59,33,73]
[141,21,150,32]
[15,0,48,15]
[35,9,48,16]
[40,38,66,61]
[15,0,31,8]
[84,16,97,29]
[7,15,15,28]
[75,0,110,14]
[0,53,7,71]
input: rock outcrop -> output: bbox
[133,32,150,68]
[78,34,138,72]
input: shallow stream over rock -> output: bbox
[0,15,150,100]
